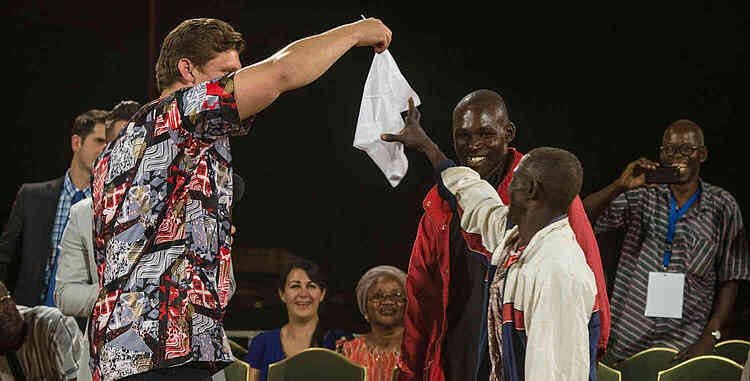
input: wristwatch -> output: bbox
[711,330,722,341]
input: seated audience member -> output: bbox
[583,119,750,362]
[338,265,406,381]
[383,99,599,381]
[245,259,353,381]
[0,109,107,308]
[0,281,83,380]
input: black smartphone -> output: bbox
[633,166,681,184]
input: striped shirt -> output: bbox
[4,305,84,380]
[594,180,750,361]
[42,170,90,304]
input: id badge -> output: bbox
[644,272,685,319]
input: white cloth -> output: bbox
[354,50,420,187]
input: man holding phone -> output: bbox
[583,119,749,363]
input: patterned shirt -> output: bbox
[90,74,252,381]
[338,337,399,381]
[594,180,750,361]
[4,305,84,381]
[43,170,90,305]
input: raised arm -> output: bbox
[235,18,392,120]
[583,157,657,222]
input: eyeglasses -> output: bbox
[659,144,704,157]
[368,291,406,305]
[0,292,11,304]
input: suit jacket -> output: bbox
[0,177,64,306]
[54,197,97,319]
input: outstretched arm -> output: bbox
[384,99,510,254]
[235,18,392,120]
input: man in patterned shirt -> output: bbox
[0,109,108,308]
[90,17,392,381]
[583,119,750,362]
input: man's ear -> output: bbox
[71,134,82,154]
[527,175,540,200]
[177,58,196,85]
[698,146,708,163]
[505,122,517,143]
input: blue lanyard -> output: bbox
[664,187,701,269]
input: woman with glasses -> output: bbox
[245,258,352,381]
[338,265,407,381]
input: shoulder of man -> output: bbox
[70,197,93,215]
[20,177,65,198]
[422,185,453,217]
[701,181,740,207]
[536,226,589,273]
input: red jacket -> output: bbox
[398,148,610,381]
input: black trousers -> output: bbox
[118,366,214,381]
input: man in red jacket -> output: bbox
[386,90,610,381]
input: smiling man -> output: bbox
[89,17,392,381]
[384,99,600,381]
[383,90,609,381]
[583,119,750,362]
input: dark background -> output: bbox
[4,1,749,332]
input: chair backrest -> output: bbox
[228,338,248,359]
[598,361,622,381]
[715,340,750,365]
[657,355,743,381]
[617,347,678,381]
[267,347,366,381]
[224,360,251,381]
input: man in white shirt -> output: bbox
[383,99,599,381]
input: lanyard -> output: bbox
[664,187,701,269]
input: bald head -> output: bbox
[453,89,510,122]
[452,89,516,178]
[517,147,583,213]
[663,119,704,145]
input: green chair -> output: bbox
[617,347,678,381]
[597,361,622,381]
[657,355,743,381]
[715,339,750,365]
[224,360,251,381]
[228,338,248,359]
[267,347,366,381]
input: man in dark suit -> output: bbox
[0,109,108,307]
